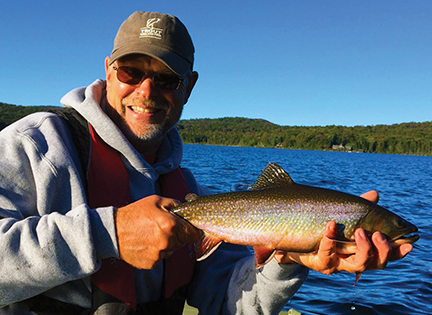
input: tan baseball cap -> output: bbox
[109,11,195,76]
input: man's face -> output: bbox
[105,54,197,152]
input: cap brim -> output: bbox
[109,42,191,76]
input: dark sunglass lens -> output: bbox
[153,73,180,90]
[116,65,181,89]
[117,66,144,85]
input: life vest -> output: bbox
[30,108,196,315]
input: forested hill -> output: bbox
[0,102,58,130]
[1,102,432,156]
[178,118,432,155]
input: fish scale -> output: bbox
[180,189,367,249]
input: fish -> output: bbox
[172,162,419,270]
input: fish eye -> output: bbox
[395,218,407,228]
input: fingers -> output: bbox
[280,223,382,276]
[311,222,339,274]
[360,190,379,203]
[323,221,339,239]
[284,222,342,274]
[291,218,413,279]
[329,228,371,274]
[338,230,392,274]
[115,195,200,269]
[359,191,413,265]
[297,221,341,274]
[351,228,372,272]
[161,197,201,244]
[389,243,413,262]
[153,197,200,247]
[158,196,181,213]
[318,221,338,258]
[371,232,391,269]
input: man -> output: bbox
[0,11,412,315]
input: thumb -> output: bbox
[324,221,339,240]
[361,190,379,203]
[161,198,201,244]
[318,221,338,257]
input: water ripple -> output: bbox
[183,145,432,314]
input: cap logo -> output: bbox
[139,18,162,40]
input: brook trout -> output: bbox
[173,163,419,268]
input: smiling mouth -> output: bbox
[130,106,162,114]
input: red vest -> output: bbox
[88,125,196,312]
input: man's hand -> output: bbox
[274,190,413,276]
[115,195,200,269]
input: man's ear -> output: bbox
[105,57,114,88]
[184,71,199,104]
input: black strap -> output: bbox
[48,107,91,195]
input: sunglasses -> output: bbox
[112,65,184,90]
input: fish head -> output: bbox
[360,204,419,246]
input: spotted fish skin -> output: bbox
[177,188,368,252]
[173,163,418,265]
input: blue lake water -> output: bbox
[182,144,431,315]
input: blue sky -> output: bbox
[1,1,431,127]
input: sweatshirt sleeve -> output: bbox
[187,243,308,315]
[0,113,118,306]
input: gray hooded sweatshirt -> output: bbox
[0,79,308,314]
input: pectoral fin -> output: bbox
[253,246,277,268]
[195,231,223,261]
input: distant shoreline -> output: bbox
[2,102,431,157]
[182,142,432,158]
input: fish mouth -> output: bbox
[337,232,419,255]
[389,234,420,247]
[386,220,419,247]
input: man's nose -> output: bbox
[135,77,157,98]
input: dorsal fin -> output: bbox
[251,162,295,190]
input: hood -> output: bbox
[60,79,184,177]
